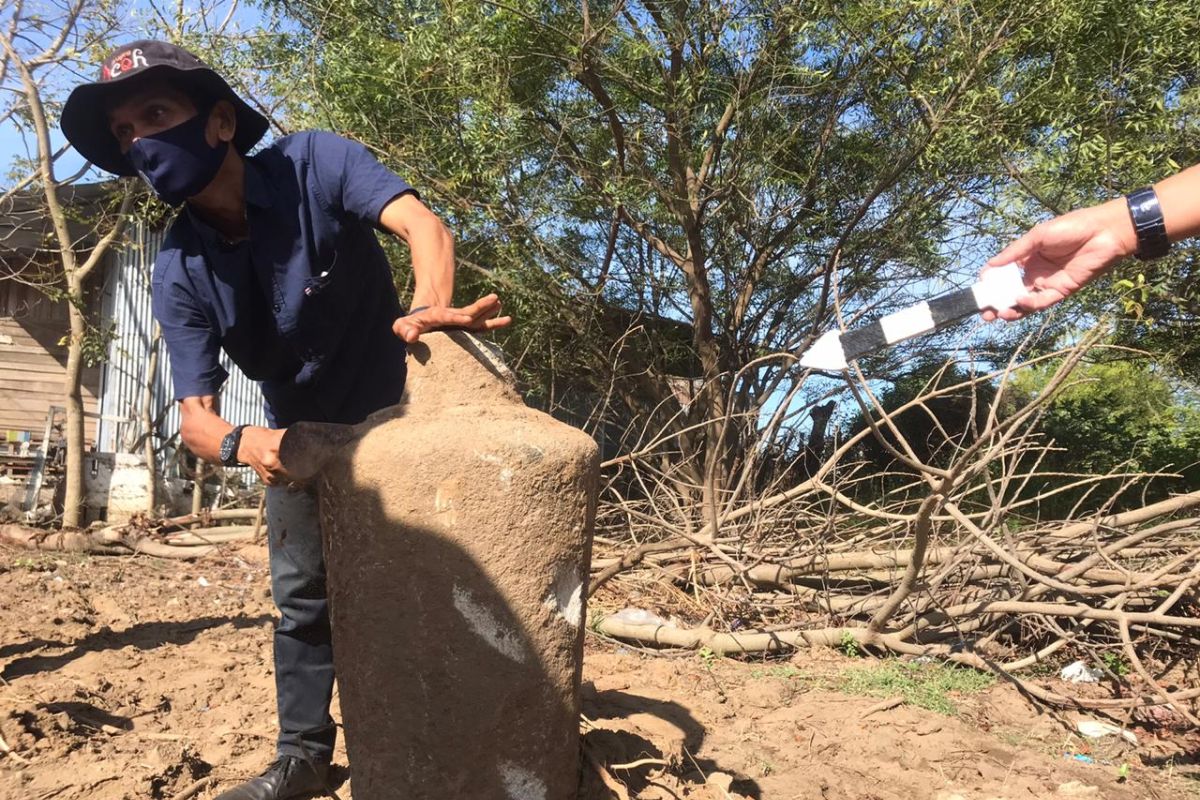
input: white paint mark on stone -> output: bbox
[542,567,584,628]
[500,761,547,800]
[475,451,514,487]
[452,585,528,663]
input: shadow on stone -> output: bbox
[281,331,598,800]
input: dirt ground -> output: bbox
[3,545,1200,800]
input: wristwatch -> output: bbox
[1125,187,1170,261]
[219,425,249,467]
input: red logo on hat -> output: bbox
[102,48,149,81]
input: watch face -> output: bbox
[220,434,235,463]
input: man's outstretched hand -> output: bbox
[982,198,1137,322]
[392,293,512,343]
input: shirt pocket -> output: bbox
[302,251,338,297]
[296,250,356,358]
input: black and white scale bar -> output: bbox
[798,263,1025,371]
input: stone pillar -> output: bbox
[311,332,598,800]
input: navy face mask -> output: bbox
[127,109,227,206]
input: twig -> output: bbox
[610,757,670,770]
[0,731,29,763]
[171,776,215,800]
[862,696,906,717]
[584,747,633,800]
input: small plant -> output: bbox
[1100,652,1131,678]
[1117,763,1130,782]
[996,729,1030,748]
[749,665,800,680]
[839,631,862,658]
[697,646,718,670]
[839,660,994,715]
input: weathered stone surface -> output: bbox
[301,332,598,800]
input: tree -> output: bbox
[0,0,135,527]
[1008,351,1200,515]
[261,0,1200,530]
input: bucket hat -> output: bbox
[61,40,269,177]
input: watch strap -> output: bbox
[1125,187,1170,261]
[220,424,248,467]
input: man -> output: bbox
[61,40,510,799]
[984,165,1200,316]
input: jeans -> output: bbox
[266,483,336,763]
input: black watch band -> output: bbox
[1125,187,1170,261]
[219,424,248,467]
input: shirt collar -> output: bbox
[184,204,244,253]
[183,157,271,244]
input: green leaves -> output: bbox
[1009,352,1200,512]
[254,0,1200,504]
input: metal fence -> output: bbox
[95,223,268,463]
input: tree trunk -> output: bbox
[61,275,88,529]
[2,5,134,531]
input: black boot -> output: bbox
[214,756,329,800]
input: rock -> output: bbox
[298,332,599,800]
[706,771,734,791]
[915,720,944,736]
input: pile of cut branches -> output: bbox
[589,333,1200,717]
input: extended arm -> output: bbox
[380,192,455,310]
[986,164,1200,321]
[378,193,511,341]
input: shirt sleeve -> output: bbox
[152,265,228,400]
[306,130,417,227]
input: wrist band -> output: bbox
[1125,187,1170,261]
[407,305,430,316]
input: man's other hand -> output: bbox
[238,426,291,486]
[391,293,512,343]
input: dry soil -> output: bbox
[2,545,1199,800]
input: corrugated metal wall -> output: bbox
[96,223,268,462]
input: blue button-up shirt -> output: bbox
[151,130,415,427]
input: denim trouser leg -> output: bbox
[266,483,336,762]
